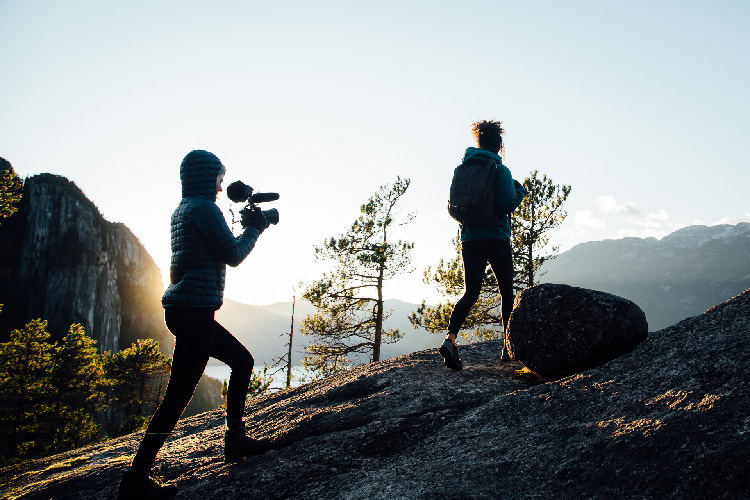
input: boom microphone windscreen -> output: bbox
[250,192,280,203]
[226,181,252,202]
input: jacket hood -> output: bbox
[180,150,225,200]
[463,147,503,165]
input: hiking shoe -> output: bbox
[439,339,463,370]
[224,428,273,463]
[117,466,177,500]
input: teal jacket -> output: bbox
[459,147,526,242]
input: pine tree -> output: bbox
[0,158,22,224]
[43,324,107,454]
[511,170,571,290]
[301,177,415,378]
[106,339,171,434]
[247,367,272,398]
[410,171,570,342]
[0,159,23,319]
[0,319,54,460]
[409,236,503,342]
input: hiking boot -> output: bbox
[224,428,273,463]
[439,339,463,370]
[117,466,176,500]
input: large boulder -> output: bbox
[506,283,648,379]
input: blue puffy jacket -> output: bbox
[162,150,262,310]
[459,147,526,242]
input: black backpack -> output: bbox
[447,157,498,227]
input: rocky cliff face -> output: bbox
[3,289,747,499]
[0,174,172,355]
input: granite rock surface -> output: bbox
[1,290,748,499]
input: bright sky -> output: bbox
[1,1,748,306]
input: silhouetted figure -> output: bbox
[440,121,526,370]
[117,150,273,499]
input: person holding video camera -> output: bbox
[118,150,274,499]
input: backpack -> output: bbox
[447,157,498,227]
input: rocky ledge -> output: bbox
[2,290,749,499]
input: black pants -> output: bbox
[132,308,253,469]
[448,238,514,334]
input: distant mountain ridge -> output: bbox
[541,222,750,330]
[222,223,750,364]
[215,298,435,368]
[3,172,746,361]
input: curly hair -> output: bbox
[471,120,504,156]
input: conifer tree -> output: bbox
[220,366,272,400]
[0,319,54,460]
[0,159,22,317]
[409,236,503,342]
[43,324,107,453]
[0,158,22,224]
[410,171,570,341]
[247,367,272,398]
[511,170,571,290]
[106,339,171,434]
[301,177,415,378]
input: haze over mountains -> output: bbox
[219,223,750,367]
[214,298,436,368]
[2,173,748,368]
[540,222,750,330]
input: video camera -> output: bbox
[226,180,280,226]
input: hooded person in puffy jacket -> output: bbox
[118,150,272,500]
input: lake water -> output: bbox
[204,364,314,390]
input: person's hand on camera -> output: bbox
[241,208,268,232]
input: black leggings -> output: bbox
[132,308,253,469]
[448,238,514,334]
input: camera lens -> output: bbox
[262,208,279,225]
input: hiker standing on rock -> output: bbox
[440,120,526,370]
[118,150,274,499]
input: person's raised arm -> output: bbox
[193,200,266,267]
[495,164,525,214]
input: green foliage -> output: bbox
[410,171,570,342]
[0,320,54,461]
[42,324,107,453]
[247,367,272,399]
[301,177,415,379]
[112,415,151,437]
[0,161,22,318]
[106,339,170,435]
[220,367,271,403]
[409,236,503,343]
[0,320,107,463]
[511,170,571,289]
[0,161,22,224]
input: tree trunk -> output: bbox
[138,373,146,416]
[527,200,535,287]
[373,263,385,362]
[287,296,295,388]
